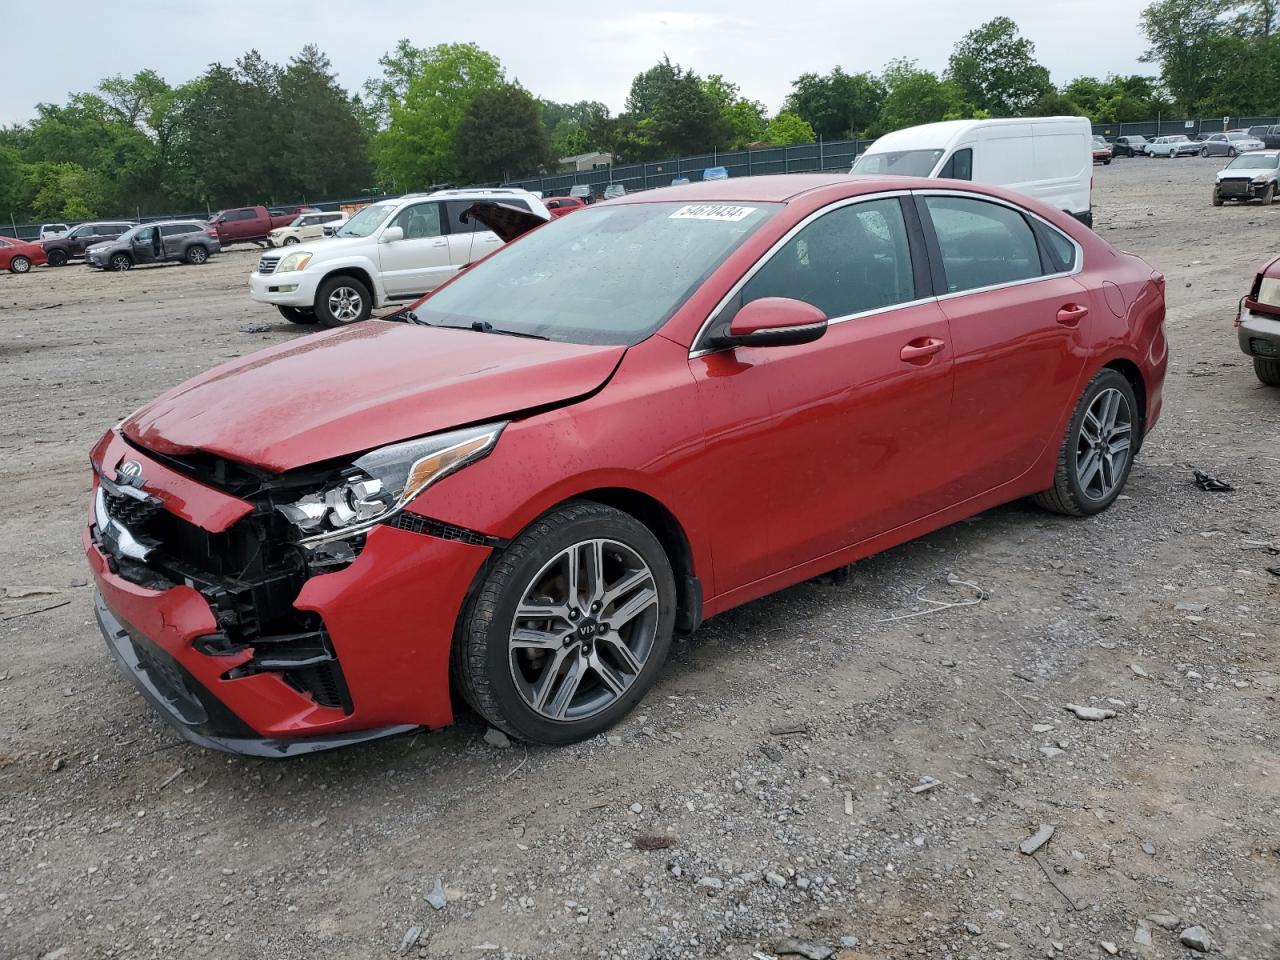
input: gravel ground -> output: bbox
[1,158,1278,960]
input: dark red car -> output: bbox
[545,196,586,218]
[86,175,1167,756]
[210,206,316,246]
[0,235,48,273]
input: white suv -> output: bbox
[248,189,551,327]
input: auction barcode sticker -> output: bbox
[669,204,757,222]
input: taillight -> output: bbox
[207,229,218,238]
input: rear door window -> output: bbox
[923,195,1042,294]
[160,223,196,237]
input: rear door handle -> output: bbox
[900,337,946,364]
[1056,303,1089,326]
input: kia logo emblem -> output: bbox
[579,624,594,636]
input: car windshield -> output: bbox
[336,203,395,238]
[852,149,944,177]
[1227,153,1279,169]
[289,216,308,227]
[411,200,780,346]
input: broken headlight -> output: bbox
[278,422,506,546]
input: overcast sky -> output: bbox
[1,0,1153,125]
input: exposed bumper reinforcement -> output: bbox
[95,591,419,758]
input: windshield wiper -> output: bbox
[468,320,549,340]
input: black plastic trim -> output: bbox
[384,512,506,547]
[95,592,418,757]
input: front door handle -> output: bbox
[1056,303,1089,326]
[900,337,946,364]
[430,239,447,247]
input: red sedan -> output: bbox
[544,196,586,218]
[0,235,48,273]
[85,175,1167,755]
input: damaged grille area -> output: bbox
[96,467,354,713]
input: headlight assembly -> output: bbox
[277,251,312,273]
[278,422,505,546]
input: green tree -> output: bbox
[1140,0,1231,111]
[765,112,816,145]
[541,100,610,159]
[278,45,371,197]
[876,60,965,133]
[456,84,555,182]
[704,75,767,146]
[372,42,504,189]
[783,68,885,139]
[627,58,730,156]
[947,17,1053,114]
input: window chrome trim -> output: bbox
[689,190,917,357]
[688,187,1084,359]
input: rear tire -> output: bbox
[1033,369,1139,517]
[186,245,209,265]
[276,305,317,325]
[47,249,68,267]
[452,501,676,744]
[8,255,31,274]
[1255,357,1280,386]
[314,275,372,327]
[109,253,132,272]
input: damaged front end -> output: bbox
[87,425,504,755]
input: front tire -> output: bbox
[46,249,68,267]
[109,253,132,272]
[276,305,317,324]
[284,236,299,245]
[9,255,31,274]
[1255,357,1280,386]
[1200,147,1209,157]
[452,501,677,744]
[1033,369,1138,517]
[314,275,372,327]
[1228,147,1238,158]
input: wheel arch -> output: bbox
[572,487,702,633]
[319,264,377,299]
[1101,357,1147,450]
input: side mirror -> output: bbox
[711,297,828,349]
[381,226,404,244]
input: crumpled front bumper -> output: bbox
[86,429,496,756]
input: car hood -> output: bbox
[122,320,625,472]
[1217,167,1275,180]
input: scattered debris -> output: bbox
[772,937,833,960]
[1,599,71,621]
[764,870,787,888]
[910,776,943,794]
[157,767,184,790]
[696,876,723,890]
[634,833,676,851]
[628,802,643,814]
[398,926,421,954]
[237,323,273,334]
[876,574,987,623]
[1039,746,1065,758]
[1141,841,1156,856]
[425,878,447,911]
[1193,470,1234,492]
[1130,663,1150,678]
[1146,912,1180,930]
[1134,922,1153,947]
[768,722,808,736]
[1064,703,1116,721]
[964,923,982,935]
[50,757,66,773]
[1032,723,1056,733]
[482,727,511,749]
[1019,823,1056,855]
[1100,941,1118,955]
[1179,926,1214,952]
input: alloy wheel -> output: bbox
[508,538,659,722]
[11,256,30,273]
[110,254,131,272]
[1075,387,1132,501]
[189,246,208,264]
[327,286,363,323]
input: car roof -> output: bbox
[616,173,948,205]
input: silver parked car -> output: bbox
[1198,131,1266,157]
[1213,150,1280,205]
[86,220,221,271]
[1147,135,1201,158]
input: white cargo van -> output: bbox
[851,117,1094,226]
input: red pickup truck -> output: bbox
[209,205,317,246]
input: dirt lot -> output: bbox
[1,158,1278,960]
